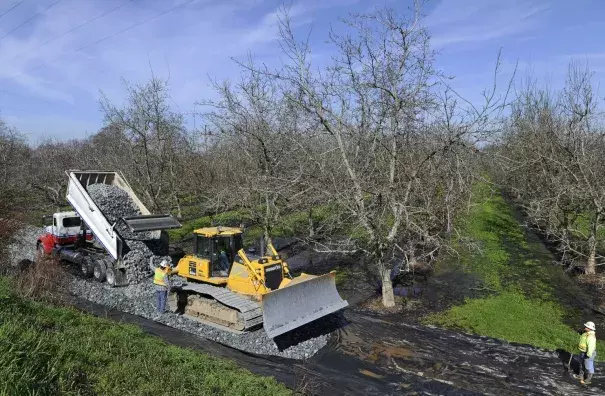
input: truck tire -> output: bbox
[106,267,116,287]
[18,259,34,272]
[81,258,94,278]
[93,260,107,283]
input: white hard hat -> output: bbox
[160,259,169,268]
[584,321,596,331]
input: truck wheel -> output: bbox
[18,259,34,272]
[81,259,94,278]
[93,260,107,282]
[106,267,116,287]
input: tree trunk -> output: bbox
[381,266,395,307]
[406,244,417,272]
[587,236,596,275]
[586,213,599,275]
[173,192,182,218]
[308,208,314,238]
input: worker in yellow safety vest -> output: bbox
[574,321,597,385]
[153,260,173,314]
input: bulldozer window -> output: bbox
[232,234,243,253]
[194,235,211,259]
[212,237,231,259]
[212,236,232,276]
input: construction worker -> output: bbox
[574,321,597,385]
[218,248,230,273]
[153,260,172,313]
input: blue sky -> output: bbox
[0,0,603,142]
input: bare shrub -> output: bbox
[12,253,64,303]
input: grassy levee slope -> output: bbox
[0,279,290,396]
[424,183,605,356]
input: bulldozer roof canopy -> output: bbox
[193,226,243,237]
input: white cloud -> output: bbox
[426,0,550,49]
[0,0,341,110]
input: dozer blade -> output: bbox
[261,272,348,338]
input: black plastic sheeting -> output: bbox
[334,311,604,396]
[71,296,605,395]
[72,298,479,395]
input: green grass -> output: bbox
[0,279,290,396]
[425,182,605,356]
[428,292,583,351]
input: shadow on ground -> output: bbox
[274,312,349,351]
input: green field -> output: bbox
[0,278,290,396]
[424,183,604,356]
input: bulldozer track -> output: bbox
[177,283,263,331]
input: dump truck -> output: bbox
[36,170,182,286]
[169,226,349,338]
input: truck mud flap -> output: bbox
[113,267,128,287]
[261,273,348,338]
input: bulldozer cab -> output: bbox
[192,227,243,277]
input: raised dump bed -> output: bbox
[63,170,181,286]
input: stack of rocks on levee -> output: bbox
[87,184,172,284]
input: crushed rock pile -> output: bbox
[67,274,329,359]
[7,225,44,267]
[87,183,172,283]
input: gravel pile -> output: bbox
[7,225,44,267]
[87,183,172,283]
[87,184,152,240]
[67,274,329,359]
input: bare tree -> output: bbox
[498,63,605,274]
[27,139,87,210]
[251,3,509,306]
[99,77,191,216]
[201,65,309,248]
[0,122,32,253]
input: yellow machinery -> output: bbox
[169,226,348,338]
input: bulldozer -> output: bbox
[168,226,348,338]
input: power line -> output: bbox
[0,0,61,42]
[72,0,196,56]
[0,0,196,84]
[0,1,25,21]
[8,0,134,63]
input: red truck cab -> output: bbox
[37,211,93,255]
